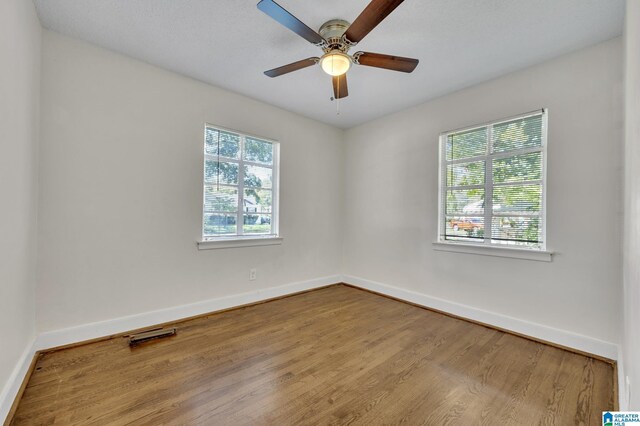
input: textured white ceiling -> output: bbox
[33,0,624,128]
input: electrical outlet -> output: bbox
[249,268,257,281]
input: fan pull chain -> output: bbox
[330,58,340,115]
[336,74,340,115]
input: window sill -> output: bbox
[432,241,553,262]
[197,236,283,250]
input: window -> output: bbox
[202,125,279,240]
[438,110,547,249]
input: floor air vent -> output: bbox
[129,327,176,346]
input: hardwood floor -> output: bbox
[10,285,614,425]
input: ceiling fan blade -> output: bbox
[257,0,326,46]
[264,57,319,78]
[355,52,419,73]
[344,0,405,44]
[332,74,348,99]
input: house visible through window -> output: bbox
[203,125,279,239]
[438,110,547,249]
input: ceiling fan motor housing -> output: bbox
[319,19,351,53]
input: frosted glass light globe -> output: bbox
[320,52,351,76]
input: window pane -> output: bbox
[493,184,542,215]
[244,137,273,165]
[491,216,541,245]
[446,127,487,161]
[243,214,272,234]
[203,127,279,239]
[492,152,542,184]
[446,161,485,187]
[243,188,272,214]
[492,115,543,153]
[446,189,484,215]
[203,214,237,236]
[204,185,238,213]
[445,216,484,240]
[205,160,239,185]
[244,165,272,189]
[205,128,240,159]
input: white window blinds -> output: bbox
[203,125,279,239]
[439,110,547,249]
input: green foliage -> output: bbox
[446,161,485,186]
[244,137,273,164]
[445,114,544,245]
[204,132,275,236]
[446,189,484,215]
[204,186,237,212]
[492,116,542,152]
[494,217,540,243]
[204,214,236,235]
[245,189,272,213]
[206,129,240,158]
[493,152,542,184]
[243,224,271,233]
[493,185,541,213]
[205,164,272,205]
[205,161,239,185]
[446,128,487,160]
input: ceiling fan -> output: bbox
[257,0,419,100]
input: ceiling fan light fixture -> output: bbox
[320,52,351,76]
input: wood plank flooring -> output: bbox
[10,285,614,425]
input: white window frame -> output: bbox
[435,109,552,261]
[198,124,281,250]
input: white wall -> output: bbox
[37,31,344,332]
[0,0,41,408]
[623,0,640,410]
[343,38,623,344]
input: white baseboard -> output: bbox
[0,339,37,423]
[618,345,629,410]
[35,275,341,351]
[342,275,619,360]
